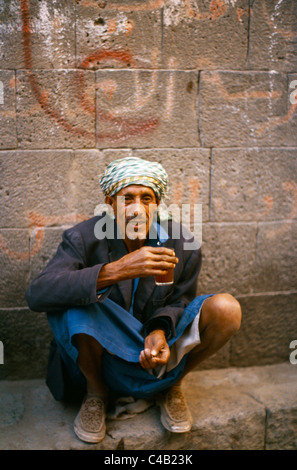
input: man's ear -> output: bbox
[105,195,114,207]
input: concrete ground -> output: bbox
[0,362,296,450]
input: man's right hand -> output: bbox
[139,329,170,369]
[97,246,178,289]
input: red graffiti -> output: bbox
[0,211,89,261]
[76,51,159,141]
[20,0,159,143]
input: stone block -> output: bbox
[106,405,166,450]
[198,222,257,296]
[0,308,52,380]
[133,148,211,221]
[181,376,265,450]
[0,150,77,228]
[250,383,297,450]
[287,73,297,146]
[0,0,75,69]
[249,0,297,72]
[163,0,249,70]
[0,230,30,308]
[0,71,17,149]
[16,70,95,149]
[29,227,65,283]
[211,148,297,222]
[199,71,292,147]
[254,221,297,293]
[95,70,199,148]
[71,149,106,217]
[231,293,297,367]
[76,0,162,69]
[0,390,24,427]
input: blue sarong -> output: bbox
[47,294,212,398]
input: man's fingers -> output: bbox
[155,346,170,364]
[139,349,155,369]
[144,247,176,256]
[145,253,179,269]
[139,348,166,369]
[143,247,178,261]
[139,344,170,369]
[145,252,178,264]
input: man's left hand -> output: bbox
[139,329,170,369]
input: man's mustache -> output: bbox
[125,216,146,224]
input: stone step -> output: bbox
[0,363,296,450]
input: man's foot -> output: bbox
[74,394,106,443]
[158,384,193,433]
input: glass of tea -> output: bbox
[155,267,174,286]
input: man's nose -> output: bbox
[133,204,142,217]
[128,201,144,217]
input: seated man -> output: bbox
[26,156,241,444]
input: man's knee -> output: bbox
[202,293,242,337]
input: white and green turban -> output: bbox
[99,157,168,200]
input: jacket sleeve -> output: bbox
[142,245,202,340]
[25,228,111,313]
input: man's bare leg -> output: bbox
[182,293,242,376]
[74,333,108,400]
[73,333,108,443]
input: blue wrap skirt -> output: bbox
[47,294,212,399]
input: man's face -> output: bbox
[105,185,159,240]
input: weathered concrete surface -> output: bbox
[0,363,296,450]
[16,70,96,149]
[163,0,249,70]
[76,1,162,69]
[198,222,258,296]
[0,309,52,381]
[230,293,297,368]
[0,0,75,69]
[95,70,199,148]
[199,71,293,148]
[254,222,297,293]
[248,0,297,72]
[0,231,30,308]
[211,148,297,223]
[0,70,17,149]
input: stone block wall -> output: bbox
[0,0,296,379]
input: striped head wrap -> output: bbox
[99,157,168,200]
